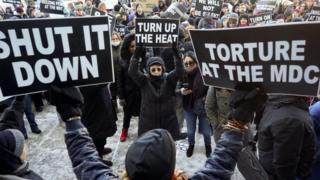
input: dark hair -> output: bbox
[120,33,135,61]
[184,51,197,64]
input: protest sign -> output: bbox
[40,0,64,15]
[0,88,10,102]
[256,0,277,12]
[2,0,20,4]
[189,22,320,96]
[0,16,114,96]
[135,18,179,47]
[249,13,273,25]
[194,0,222,19]
[307,14,320,21]
[311,6,320,15]
[91,10,116,33]
[164,2,188,20]
[114,25,128,37]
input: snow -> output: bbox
[25,105,245,179]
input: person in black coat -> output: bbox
[80,84,117,165]
[118,33,145,142]
[258,96,316,180]
[128,46,183,140]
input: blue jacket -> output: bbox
[65,120,243,180]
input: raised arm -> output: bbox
[128,47,147,87]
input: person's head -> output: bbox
[147,57,165,77]
[0,129,27,161]
[305,0,314,10]
[98,2,107,13]
[190,7,195,17]
[238,3,247,14]
[222,3,229,15]
[111,32,122,47]
[74,2,84,16]
[239,14,249,26]
[121,33,136,60]
[15,5,24,15]
[125,129,176,179]
[183,51,197,73]
[136,3,143,15]
[227,13,239,27]
[85,0,92,7]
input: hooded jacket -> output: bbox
[258,96,316,180]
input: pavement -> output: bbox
[25,104,245,179]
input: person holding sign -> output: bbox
[180,51,212,158]
[128,45,183,140]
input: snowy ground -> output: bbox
[25,105,245,179]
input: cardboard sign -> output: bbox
[189,22,320,96]
[256,0,277,12]
[2,0,21,4]
[0,16,114,96]
[194,0,222,19]
[135,18,179,47]
[40,0,64,15]
[249,13,273,25]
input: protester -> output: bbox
[181,51,211,157]
[118,33,144,142]
[309,102,320,180]
[0,97,43,179]
[258,96,316,179]
[128,45,182,140]
[80,84,117,166]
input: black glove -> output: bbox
[47,86,83,122]
[134,46,145,59]
[228,88,267,124]
[172,43,182,60]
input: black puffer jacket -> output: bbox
[128,56,183,140]
[258,96,316,180]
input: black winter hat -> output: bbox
[125,129,176,180]
[0,129,25,157]
[147,57,165,67]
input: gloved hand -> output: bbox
[47,86,83,122]
[228,88,267,124]
[119,99,126,107]
[133,46,145,59]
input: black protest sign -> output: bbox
[256,0,277,12]
[2,0,21,4]
[135,18,179,47]
[194,0,222,19]
[189,22,320,96]
[0,16,114,96]
[307,14,320,21]
[40,0,64,14]
[249,13,273,25]
[114,25,128,37]
[91,10,116,33]
[311,6,320,15]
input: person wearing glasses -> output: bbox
[128,46,183,140]
[181,51,212,158]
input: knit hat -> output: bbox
[310,102,320,121]
[147,57,165,67]
[125,129,176,180]
[0,129,25,157]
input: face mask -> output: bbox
[112,41,121,47]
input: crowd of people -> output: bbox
[0,0,320,179]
